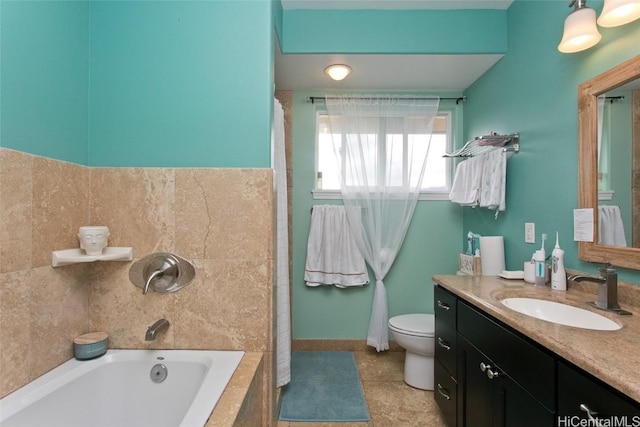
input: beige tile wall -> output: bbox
[0,148,276,424]
[1,149,91,397]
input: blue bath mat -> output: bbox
[278,351,370,422]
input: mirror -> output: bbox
[579,55,640,270]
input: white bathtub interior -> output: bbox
[0,349,244,427]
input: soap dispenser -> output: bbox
[551,232,567,291]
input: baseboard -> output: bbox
[292,339,403,352]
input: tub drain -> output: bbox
[150,364,168,383]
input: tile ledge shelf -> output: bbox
[51,247,133,267]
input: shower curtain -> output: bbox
[273,98,290,386]
[325,95,440,351]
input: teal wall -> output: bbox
[462,0,640,283]
[1,1,90,164]
[1,1,274,168]
[283,6,508,340]
[89,1,273,167]
[280,9,507,54]
[291,93,463,339]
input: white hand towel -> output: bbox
[479,149,506,213]
[598,205,627,246]
[449,155,485,206]
[304,205,370,287]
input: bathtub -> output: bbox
[0,349,244,427]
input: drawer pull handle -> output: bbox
[480,362,491,372]
[437,300,451,311]
[437,383,451,400]
[437,337,451,351]
[580,404,603,426]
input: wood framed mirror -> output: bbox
[578,55,640,270]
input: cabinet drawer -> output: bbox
[434,359,457,427]
[558,361,640,421]
[435,318,457,376]
[458,301,556,410]
[434,285,456,327]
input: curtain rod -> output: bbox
[308,96,466,105]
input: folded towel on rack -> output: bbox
[479,149,506,214]
[449,155,485,206]
[598,205,627,246]
[304,205,370,288]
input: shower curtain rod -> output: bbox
[308,96,466,105]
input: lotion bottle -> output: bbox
[551,231,567,291]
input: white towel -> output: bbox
[598,205,627,246]
[479,149,506,214]
[304,205,370,288]
[449,155,485,206]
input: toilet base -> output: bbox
[403,351,434,390]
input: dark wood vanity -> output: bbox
[433,276,640,427]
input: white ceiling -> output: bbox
[275,0,512,92]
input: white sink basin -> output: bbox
[501,298,621,331]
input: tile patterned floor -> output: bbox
[276,350,447,427]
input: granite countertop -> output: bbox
[432,274,640,404]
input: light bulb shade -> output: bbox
[598,0,640,26]
[558,7,602,53]
[324,64,352,81]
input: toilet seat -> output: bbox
[388,314,435,338]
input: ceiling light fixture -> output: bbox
[324,64,352,81]
[597,0,640,27]
[558,0,602,53]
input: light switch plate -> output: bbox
[525,223,535,244]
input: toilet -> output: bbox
[388,313,435,390]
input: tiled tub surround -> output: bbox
[433,274,640,404]
[0,148,275,425]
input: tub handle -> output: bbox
[144,269,165,294]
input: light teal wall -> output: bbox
[1,1,90,164]
[462,0,640,283]
[281,9,507,54]
[89,1,273,168]
[2,1,274,168]
[291,92,463,339]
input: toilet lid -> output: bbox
[388,314,435,337]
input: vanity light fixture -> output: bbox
[324,64,352,81]
[558,0,602,53]
[597,0,640,27]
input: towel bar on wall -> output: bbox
[444,132,520,158]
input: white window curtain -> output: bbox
[324,95,440,351]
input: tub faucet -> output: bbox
[145,319,170,341]
[568,263,632,315]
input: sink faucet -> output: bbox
[568,263,631,315]
[145,319,170,341]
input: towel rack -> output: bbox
[443,132,519,158]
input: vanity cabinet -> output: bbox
[434,285,458,426]
[457,302,555,427]
[557,361,640,424]
[433,281,640,427]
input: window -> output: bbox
[315,111,453,200]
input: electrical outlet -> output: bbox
[525,223,535,244]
